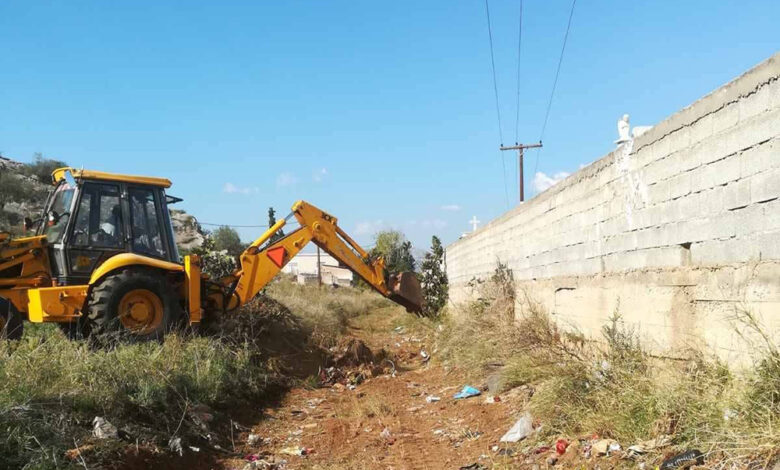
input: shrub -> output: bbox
[420,235,448,317]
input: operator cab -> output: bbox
[37,168,180,285]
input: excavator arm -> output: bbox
[205,200,423,315]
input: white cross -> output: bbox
[469,216,480,232]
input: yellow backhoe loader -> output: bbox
[0,168,423,340]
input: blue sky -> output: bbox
[2,1,778,250]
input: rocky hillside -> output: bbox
[170,209,205,251]
[0,155,205,250]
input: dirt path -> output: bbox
[218,308,527,470]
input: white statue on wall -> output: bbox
[615,114,630,144]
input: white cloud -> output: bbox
[223,182,258,195]
[532,171,570,193]
[276,172,298,188]
[355,220,385,236]
[440,204,461,212]
[313,168,328,182]
[421,218,447,230]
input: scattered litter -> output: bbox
[497,448,515,456]
[627,435,671,456]
[407,405,423,412]
[555,438,569,455]
[347,384,357,391]
[483,395,501,404]
[592,438,619,456]
[459,464,487,470]
[188,446,200,452]
[660,450,705,469]
[723,408,738,421]
[546,456,558,466]
[420,350,430,362]
[64,444,95,461]
[279,446,313,456]
[426,395,441,403]
[433,429,445,436]
[453,385,481,399]
[245,454,261,462]
[168,437,184,457]
[394,326,404,333]
[533,446,551,454]
[92,417,118,439]
[609,442,622,453]
[499,412,533,443]
[247,434,263,446]
[380,427,395,445]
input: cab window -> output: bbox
[41,180,76,243]
[71,183,123,248]
[129,188,165,258]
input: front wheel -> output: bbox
[87,269,182,343]
[0,297,24,340]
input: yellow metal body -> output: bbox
[88,253,183,285]
[184,255,202,323]
[52,167,172,188]
[27,286,87,322]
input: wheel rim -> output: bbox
[118,289,164,335]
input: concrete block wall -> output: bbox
[446,53,780,364]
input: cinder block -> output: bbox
[669,172,692,199]
[738,83,772,122]
[722,178,752,210]
[750,168,780,203]
[733,204,765,237]
[755,230,780,261]
[740,139,777,178]
[708,154,741,187]
[690,114,713,145]
[700,130,732,165]
[667,127,691,154]
[712,102,740,134]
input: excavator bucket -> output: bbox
[387,272,424,314]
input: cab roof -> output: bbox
[52,168,172,189]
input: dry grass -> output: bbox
[0,281,391,469]
[436,265,780,468]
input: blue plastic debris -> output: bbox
[453,386,481,399]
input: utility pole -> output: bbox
[499,141,543,202]
[316,246,322,287]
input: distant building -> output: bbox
[282,252,353,287]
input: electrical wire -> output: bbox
[513,0,523,144]
[484,0,510,208]
[533,0,577,178]
[198,222,269,228]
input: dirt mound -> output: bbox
[334,337,376,367]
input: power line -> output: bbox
[513,0,523,144]
[483,0,510,208]
[484,0,504,146]
[199,222,269,228]
[533,0,577,178]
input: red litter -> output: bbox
[555,439,569,455]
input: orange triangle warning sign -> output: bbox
[266,246,287,268]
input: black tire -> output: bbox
[0,297,24,340]
[86,269,182,343]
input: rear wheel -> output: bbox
[87,269,182,343]
[0,297,24,340]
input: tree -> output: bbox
[268,207,285,243]
[0,171,34,212]
[212,226,244,256]
[420,235,448,317]
[371,230,416,273]
[22,153,67,184]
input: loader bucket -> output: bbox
[387,272,424,314]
